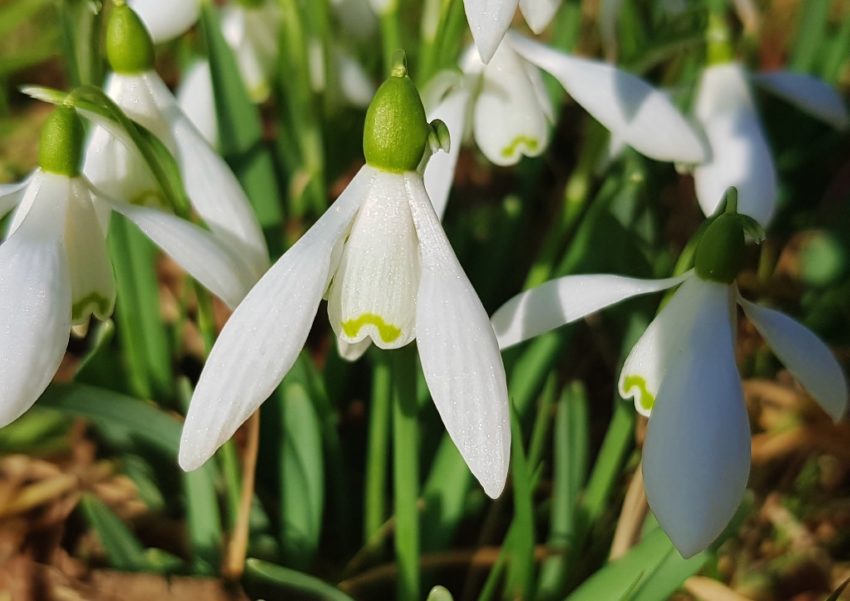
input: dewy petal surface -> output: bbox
[619,274,714,416]
[464,0,519,64]
[492,273,688,350]
[179,166,373,471]
[509,33,706,163]
[739,296,848,421]
[0,171,71,427]
[177,60,218,147]
[751,71,849,130]
[518,0,562,33]
[407,172,510,498]
[129,0,200,43]
[474,41,552,166]
[65,180,115,323]
[327,171,419,351]
[424,82,472,218]
[643,278,750,558]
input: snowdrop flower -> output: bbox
[129,0,199,43]
[463,0,563,63]
[0,107,257,428]
[179,57,511,499]
[424,32,706,217]
[692,61,848,226]
[84,4,269,283]
[492,202,848,556]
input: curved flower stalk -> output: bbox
[0,107,257,429]
[692,62,848,226]
[463,0,563,63]
[84,4,269,283]
[424,32,707,217]
[180,58,511,499]
[491,206,848,557]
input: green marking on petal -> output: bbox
[72,292,114,323]
[501,136,539,159]
[342,313,402,344]
[623,374,655,413]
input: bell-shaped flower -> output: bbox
[692,61,848,226]
[129,0,200,43]
[491,205,848,557]
[0,107,258,429]
[84,4,269,283]
[179,59,511,499]
[463,0,563,63]
[424,32,707,217]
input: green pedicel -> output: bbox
[106,3,155,75]
[39,107,85,177]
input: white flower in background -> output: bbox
[129,0,200,43]
[180,61,511,499]
[463,0,563,63]
[692,62,848,227]
[0,107,257,428]
[84,4,269,284]
[333,0,377,39]
[491,208,848,557]
[424,32,707,217]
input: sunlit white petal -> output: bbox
[0,171,71,427]
[519,0,561,33]
[752,71,849,129]
[407,172,510,498]
[464,0,519,64]
[492,273,688,350]
[643,278,749,558]
[129,0,200,43]
[509,33,706,163]
[739,296,848,421]
[179,166,373,470]
[177,60,218,147]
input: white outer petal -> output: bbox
[177,60,218,147]
[739,296,848,421]
[492,273,688,350]
[751,71,849,130]
[0,174,33,220]
[464,0,519,64]
[519,0,561,33]
[474,41,552,166]
[509,33,707,163]
[407,172,510,498]
[424,85,472,219]
[178,166,373,471]
[337,49,375,108]
[129,0,200,43]
[0,171,71,427]
[643,278,749,558]
[619,274,715,417]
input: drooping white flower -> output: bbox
[692,62,848,226]
[180,61,511,499]
[463,0,563,63]
[0,107,257,429]
[424,32,707,217]
[129,0,200,43]
[86,4,269,283]
[491,211,848,556]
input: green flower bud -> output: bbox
[363,51,429,173]
[38,107,85,177]
[107,3,155,74]
[694,213,746,283]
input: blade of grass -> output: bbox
[246,558,356,601]
[364,351,392,543]
[80,494,150,572]
[503,405,536,600]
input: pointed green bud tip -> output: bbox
[107,3,155,74]
[428,119,451,155]
[363,50,429,173]
[38,107,85,177]
[695,213,746,283]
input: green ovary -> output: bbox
[623,375,655,413]
[72,293,113,322]
[342,313,402,344]
[501,136,539,158]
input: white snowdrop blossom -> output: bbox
[463,0,563,63]
[491,212,848,557]
[692,62,848,227]
[84,4,269,286]
[129,0,200,43]
[179,62,511,499]
[424,32,707,217]
[0,107,258,429]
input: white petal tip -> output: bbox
[177,443,211,472]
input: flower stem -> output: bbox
[379,2,402,74]
[222,410,261,580]
[392,345,420,601]
[364,351,392,543]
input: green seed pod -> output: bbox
[363,53,429,173]
[107,3,155,74]
[694,213,746,283]
[38,107,85,177]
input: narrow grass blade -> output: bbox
[245,558,356,601]
[79,493,149,572]
[504,405,536,600]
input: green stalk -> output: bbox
[364,352,392,543]
[393,346,420,601]
[417,0,454,86]
[379,1,402,73]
